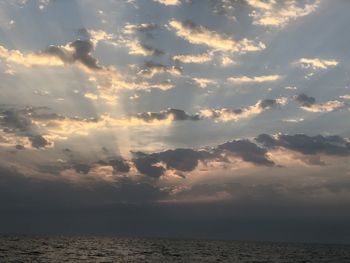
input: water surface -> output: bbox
[1,235,349,262]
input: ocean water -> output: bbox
[0,235,349,262]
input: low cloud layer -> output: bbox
[256,133,350,156]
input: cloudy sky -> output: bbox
[1,0,350,243]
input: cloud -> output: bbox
[199,97,288,122]
[29,135,51,149]
[193,78,217,88]
[295,94,347,112]
[153,0,180,6]
[73,163,91,174]
[153,149,212,172]
[0,107,54,149]
[211,0,237,20]
[138,61,182,78]
[0,45,64,67]
[282,118,304,123]
[0,106,191,147]
[135,108,200,122]
[120,24,163,56]
[0,108,33,132]
[172,52,213,64]
[256,133,350,156]
[168,20,265,53]
[123,23,158,35]
[126,40,163,56]
[133,138,275,178]
[43,39,102,70]
[295,93,316,107]
[220,56,235,66]
[227,74,281,83]
[247,0,320,27]
[0,40,102,75]
[301,101,346,113]
[218,140,274,166]
[284,86,297,90]
[0,37,175,104]
[340,95,350,100]
[132,148,209,178]
[133,152,166,178]
[20,107,201,142]
[83,28,161,59]
[0,165,166,210]
[107,159,130,173]
[297,58,339,70]
[35,113,176,138]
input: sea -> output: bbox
[0,235,349,262]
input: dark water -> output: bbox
[0,235,349,262]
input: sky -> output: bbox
[1,0,350,244]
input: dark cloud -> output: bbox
[0,165,166,209]
[132,148,213,178]
[258,99,279,109]
[132,139,274,178]
[15,144,25,150]
[295,94,316,107]
[126,23,158,33]
[73,163,91,174]
[256,134,350,156]
[21,106,65,121]
[135,108,200,122]
[0,107,64,149]
[154,148,213,171]
[44,39,102,70]
[218,140,275,166]
[70,40,101,69]
[255,133,276,147]
[77,28,91,39]
[210,0,236,19]
[29,135,50,149]
[97,158,130,173]
[139,43,164,56]
[133,152,165,178]
[0,108,32,132]
[181,20,203,32]
[109,159,130,173]
[0,106,64,134]
[44,45,73,63]
[138,61,182,77]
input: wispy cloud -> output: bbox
[138,61,182,78]
[282,118,304,123]
[295,94,347,113]
[123,23,158,35]
[227,74,281,83]
[247,0,320,27]
[340,95,350,100]
[193,78,217,88]
[199,97,288,122]
[153,0,181,6]
[297,58,339,70]
[126,40,163,56]
[168,20,265,53]
[172,52,213,64]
